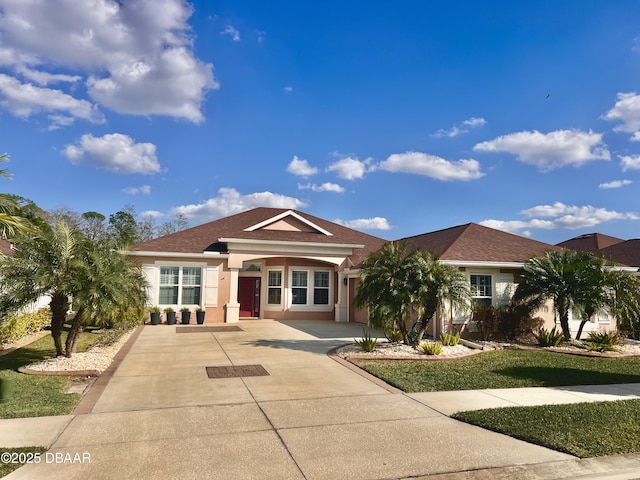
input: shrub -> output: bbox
[585,331,619,352]
[354,330,378,352]
[0,308,50,345]
[384,328,403,343]
[496,305,545,341]
[534,327,564,347]
[419,341,443,355]
[472,304,498,341]
[440,332,460,346]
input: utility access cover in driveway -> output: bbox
[206,365,270,378]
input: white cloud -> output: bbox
[481,202,639,234]
[168,187,308,222]
[334,217,392,231]
[462,117,487,127]
[0,73,104,128]
[326,156,371,180]
[375,152,484,181]
[632,132,640,142]
[122,185,152,195]
[0,0,217,124]
[140,210,164,219]
[283,85,293,93]
[298,182,345,193]
[286,155,318,177]
[599,180,632,189]
[620,154,640,171]
[63,133,161,174]
[15,66,82,86]
[432,116,486,138]
[221,25,240,42]
[603,92,640,139]
[474,129,610,171]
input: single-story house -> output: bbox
[130,209,626,338]
[131,208,386,323]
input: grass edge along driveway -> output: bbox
[350,349,640,392]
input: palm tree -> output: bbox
[65,239,148,356]
[574,263,640,340]
[0,154,35,238]
[0,220,85,356]
[513,249,640,341]
[409,251,472,345]
[353,242,415,344]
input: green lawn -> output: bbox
[0,447,47,477]
[453,400,640,458]
[0,327,102,419]
[351,349,640,392]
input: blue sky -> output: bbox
[1,0,640,244]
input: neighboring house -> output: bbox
[397,223,563,337]
[130,208,386,323]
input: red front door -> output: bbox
[238,277,261,317]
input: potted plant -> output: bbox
[149,306,161,325]
[196,307,206,325]
[180,307,191,325]
[164,307,176,325]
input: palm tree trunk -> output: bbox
[412,307,435,346]
[559,311,571,341]
[65,308,86,357]
[49,293,68,357]
[576,320,587,340]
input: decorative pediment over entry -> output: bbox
[243,210,333,236]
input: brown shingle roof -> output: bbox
[132,208,386,266]
[398,223,561,263]
[557,233,624,252]
[600,239,640,268]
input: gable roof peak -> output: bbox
[243,209,333,236]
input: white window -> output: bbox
[292,270,308,305]
[159,266,202,305]
[267,270,283,305]
[289,268,332,308]
[314,271,329,305]
[470,274,492,306]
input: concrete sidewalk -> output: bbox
[3,321,640,479]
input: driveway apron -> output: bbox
[7,321,571,480]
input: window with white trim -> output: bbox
[267,270,283,305]
[470,274,492,306]
[290,269,332,307]
[314,271,329,305]
[292,270,308,305]
[159,266,202,305]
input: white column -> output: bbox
[226,268,240,323]
[334,272,348,322]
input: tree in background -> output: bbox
[80,211,107,241]
[108,209,139,247]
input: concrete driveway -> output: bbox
[4,321,594,479]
